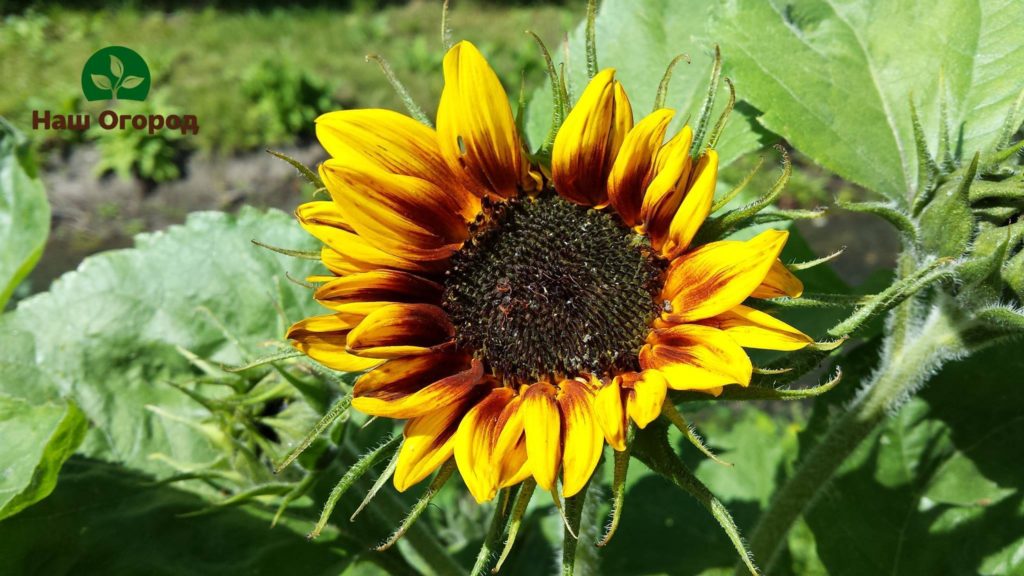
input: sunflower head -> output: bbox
[281,36,821,563]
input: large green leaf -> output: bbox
[0,117,49,309]
[713,0,1024,202]
[0,207,323,480]
[804,343,1024,575]
[0,395,87,521]
[526,0,767,168]
[0,457,364,576]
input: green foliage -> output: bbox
[241,59,334,147]
[0,208,323,480]
[88,96,183,183]
[0,119,50,309]
[802,343,1024,575]
[0,396,87,521]
[0,458,367,576]
[526,0,766,167]
[714,0,1024,203]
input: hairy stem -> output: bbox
[742,303,963,574]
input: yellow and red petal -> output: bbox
[552,69,633,207]
[437,41,531,200]
[454,388,526,503]
[314,270,442,316]
[520,382,562,491]
[625,370,668,429]
[352,351,483,419]
[751,259,805,299]
[286,313,381,372]
[640,323,753,391]
[698,304,812,351]
[320,161,467,261]
[662,149,719,258]
[557,379,603,498]
[607,109,675,227]
[662,229,789,322]
[295,200,353,232]
[639,126,693,247]
[346,303,454,358]
[315,109,479,220]
[394,387,489,492]
[594,376,628,451]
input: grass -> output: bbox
[0,1,584,154]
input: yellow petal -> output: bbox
[454,388,525,503]
[662,229,789,322]
[607,109,675,226]
[662,149,719,258]
[314,270,441,316]
[552,69,634,206]
[352,352,483,418]
[640,324,753,390]
[698,304,812,351]
[751,259,805,299]
[394,390,486,492]
[286,314,380,372]
[346,303,454,358]
[640,126,693,248]
[315,109,479,220]
[557,379,603,498]
[625,370,668,428]
[594,377,628,451]
[320,161,466,261]
[437,41,530,199]
[521,382,561,491]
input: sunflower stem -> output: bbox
[471,487,515,576]
[740,301,968,575]
[561,478,591,576]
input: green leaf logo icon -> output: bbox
[110,55,124,79]
[91,74,112,91]
[81,46,151,102]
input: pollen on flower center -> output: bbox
[442,193,663,381]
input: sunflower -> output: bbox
[286,41,810,504]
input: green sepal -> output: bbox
[366,54,433,128]
[967,175,1024,203]
[828,257,956,338]
[919,153,978,258]
[699,146,791,241]
[1004,249,1024,300]
[597,430,633,547]
[376,461,455,551]
[309,434,401,539]
[836,199,918,245]
[266,149,324,189]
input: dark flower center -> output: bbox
[442,193,663,381]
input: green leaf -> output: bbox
[120,75,144,89]
[0,118,49,309]
[526,0,766,168]
[804,343,1024,575]
[713,0,1024,202]
[0,395,87,521]
[0,457,366,576]
[110,54,124,79]
[91,74,112,91]
[0,208,324,480]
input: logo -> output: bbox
[81,46,151,102]
[32,45,198,136]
